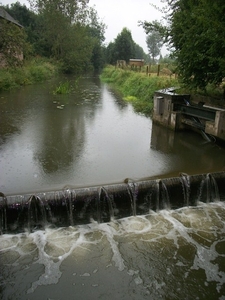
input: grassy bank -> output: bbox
[100,65,179,115]
[0,58,58,91]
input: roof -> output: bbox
[129,59,145,62]
[0,7,23,28]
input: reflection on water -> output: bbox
[1,78,225,299]
[151,122,225,177]
[0,76,225,195]
[0,202,224,300]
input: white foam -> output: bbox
[0,202,224,297]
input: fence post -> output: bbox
[157,64,160,76]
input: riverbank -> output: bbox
[100,65,178,116]
[1,61,224,112]
[100,65,225,114]
[0,58,58,91]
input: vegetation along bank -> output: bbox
[0,58,57,91]
[100,65,178,116]
[1,0,225,111]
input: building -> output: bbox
[0,7,24,68]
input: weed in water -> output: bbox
[53,81,71,95]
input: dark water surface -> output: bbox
[1,76,225,299]
[0,76,225,195]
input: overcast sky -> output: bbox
[0,0,166,54]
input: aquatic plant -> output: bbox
[53,81,71,95]
[53,76,80,95]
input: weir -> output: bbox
[0,171,224,234]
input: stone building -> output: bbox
[0,7,23,68]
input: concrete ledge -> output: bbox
[1,171,225,233]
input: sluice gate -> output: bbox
[153,88,225,142]
[0,171,224,234]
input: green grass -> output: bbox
[100,65,179,115]
[0,58,57,91]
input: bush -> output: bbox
[0,70,18,90]
[0,58,57,91]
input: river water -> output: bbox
[1,76,225,195]
[0,76,225,299]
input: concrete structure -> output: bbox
[153,88,225,142]
[1,171,225,233]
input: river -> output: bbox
[0,75,225,299]
[0,75,225,195]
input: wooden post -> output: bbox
[157,64,160,76]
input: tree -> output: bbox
[3,1,106,72]
[105,33,149,65]
[134,43,149,61]
[26,0,106,72]
[30,0,90,55]
[105,42,116,65]
[60,24,93,73]
[113,28,135,63]
[86,6,106,71]
[141,0,225,94]
[171,0,225,91]
[146,21,163,62]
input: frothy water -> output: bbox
[1,202,225,300]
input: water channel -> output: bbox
[0,76,225,299]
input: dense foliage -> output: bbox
[105,28,150,65]
[2,1,151,73]
[0,58,57,91]
[2,0,106,73]
[141,0,225,95]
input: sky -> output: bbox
[88,0,164,53]
[0,0,166,55]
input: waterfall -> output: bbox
[0,171,225,234]
[149,179,170,211]
[198,173,220,203]
[179,173,190,206]
[27,195,47,231]
[126,181,138,216]
[97,187,115,223]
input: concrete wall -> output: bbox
[153,89,225,141]
[206,110,225,140]
[153,90,188,130]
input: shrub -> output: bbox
[0,70,18,90]
[0,58,57,91]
